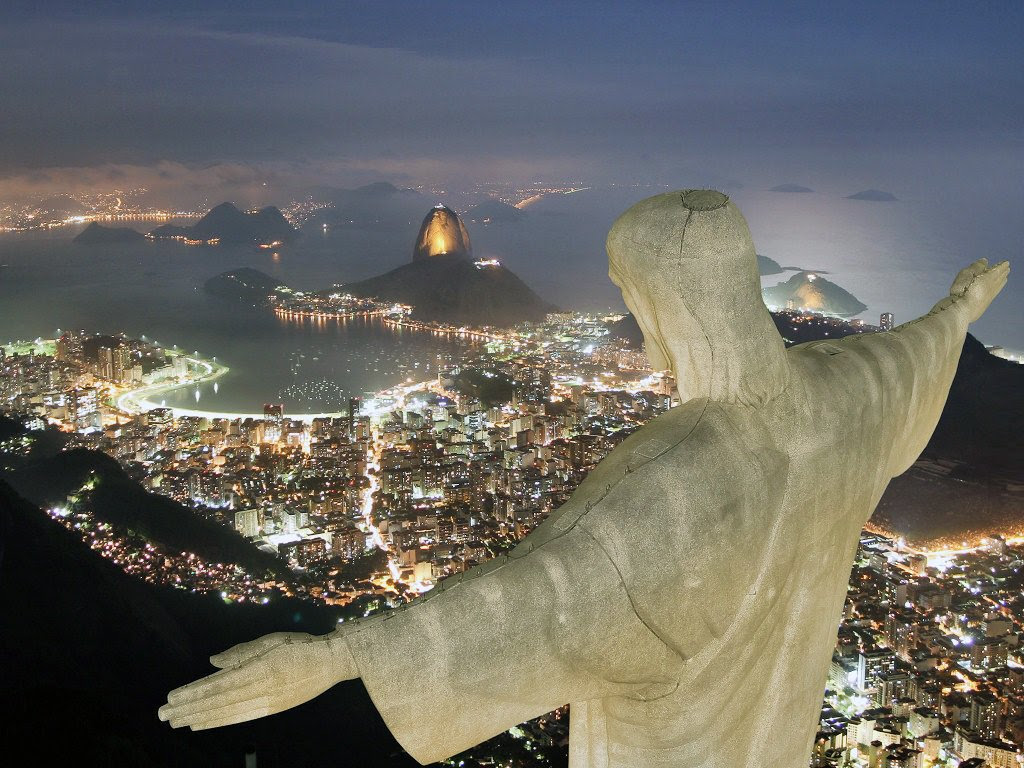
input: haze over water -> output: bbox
[0,185,1020,414]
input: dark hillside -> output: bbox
[0,479,414,768]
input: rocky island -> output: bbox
[762,270,867,317]
[149,202,296,245]
[846,189,898,202]
[204,268,289,305]
[73,222,145,244]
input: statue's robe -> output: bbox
[342,295,969,768]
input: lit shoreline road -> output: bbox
[864,523,1024,562]
[115,354,232,417]
[115,349,439,424]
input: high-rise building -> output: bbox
[969,692,1002,740]
[348,397,360,437]
[98,345,115,380]
[857,648,897,691]
[263,403,284,442]
[233,508,263,539]
[880,312,894,331]
[67,387,100,433]
[97,343,132,382]
[113,344,131,383]
[55,332,83,363]
[885,611,918,660]
[875,671,918,708]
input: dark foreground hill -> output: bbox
[872,463,1023,547]
[2,446,289,580]
[343,253,556,327]
[871,334,1024,543]
[926,333,1024,477]
[0,479,415,768]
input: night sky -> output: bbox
[1,0,1020,201]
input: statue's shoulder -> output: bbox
[520,399,711,549]
[591,400,785,524]
[513,399,785,562]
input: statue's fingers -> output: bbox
[189,703,273,731]
[165,669,231,708]
[976,261,1009,296]
[170,676,318,729]
[189,678,327,730]
[172,696,271,730]
[165,662,263,707]
[951,259,989,294]
[990,260,1010,278]
[210,634,294,669]
[161,677,269,724]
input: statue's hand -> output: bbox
[158,631,357,730]
[950,258,1010,322]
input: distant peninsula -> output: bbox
[466,199,525,223]
[148,202,296,245]
[757,254,785,276]
[205,267,288,305]
[770,184,814,193]
[762,271,867,317]
[73,222,145,244]
[846,189,897,202]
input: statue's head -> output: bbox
[607,189,788,406]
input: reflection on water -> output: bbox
[0,235,473,412]
[160,315,470,412]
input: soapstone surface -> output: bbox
[160,190,1009,768]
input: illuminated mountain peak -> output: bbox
[413,205,472,261]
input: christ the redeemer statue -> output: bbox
[160,189,1009,768]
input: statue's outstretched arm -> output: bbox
[834,259,1008,477]
[160,525,681,764]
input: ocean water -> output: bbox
[0,185,1020,414]
[468,186,1022,352]
[0,234,471,413]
